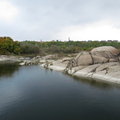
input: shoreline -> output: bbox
[73,71,120,84]
[41,61,120,85]
[1,54,120,85]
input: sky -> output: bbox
[0,0,120,41]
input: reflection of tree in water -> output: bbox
[0,62,20,78]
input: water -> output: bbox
[0,64,120,120]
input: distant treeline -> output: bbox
[0,37,120,55]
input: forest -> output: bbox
[0,37,120,55]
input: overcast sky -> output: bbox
[0,0,120,41]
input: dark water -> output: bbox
[0,64,120,120]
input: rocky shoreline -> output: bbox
[0,55,24,63]
[40,59,120,84]
[0,55,41,65]
[40,46,120,84]
[1,46,120,84]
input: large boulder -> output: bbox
[74,52,93,66]
[91,46,119,59]
[66,46,120,69]
[92,56,108,64]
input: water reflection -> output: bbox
[61,72,120,89]
[0,62,19,78]
[72,75,120,89]
[0,66,120,120]
[0,63,120,88]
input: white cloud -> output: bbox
[54,20,120,41]
[1,0,120,40]
[0,1,19,22]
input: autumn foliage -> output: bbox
[0,37,21,54]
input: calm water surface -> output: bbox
[0,64,120,120]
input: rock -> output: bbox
[91,46,120,59]
[42,54,58,60]
[0,55,28,64]
[19,62,25,66]
[74,52,93,66]
[65,46,120,73]
[41,46,120,84]
[109,58,118,62]
[19,56,41,66]
[92,56,108,64]
[62,57,71,63]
